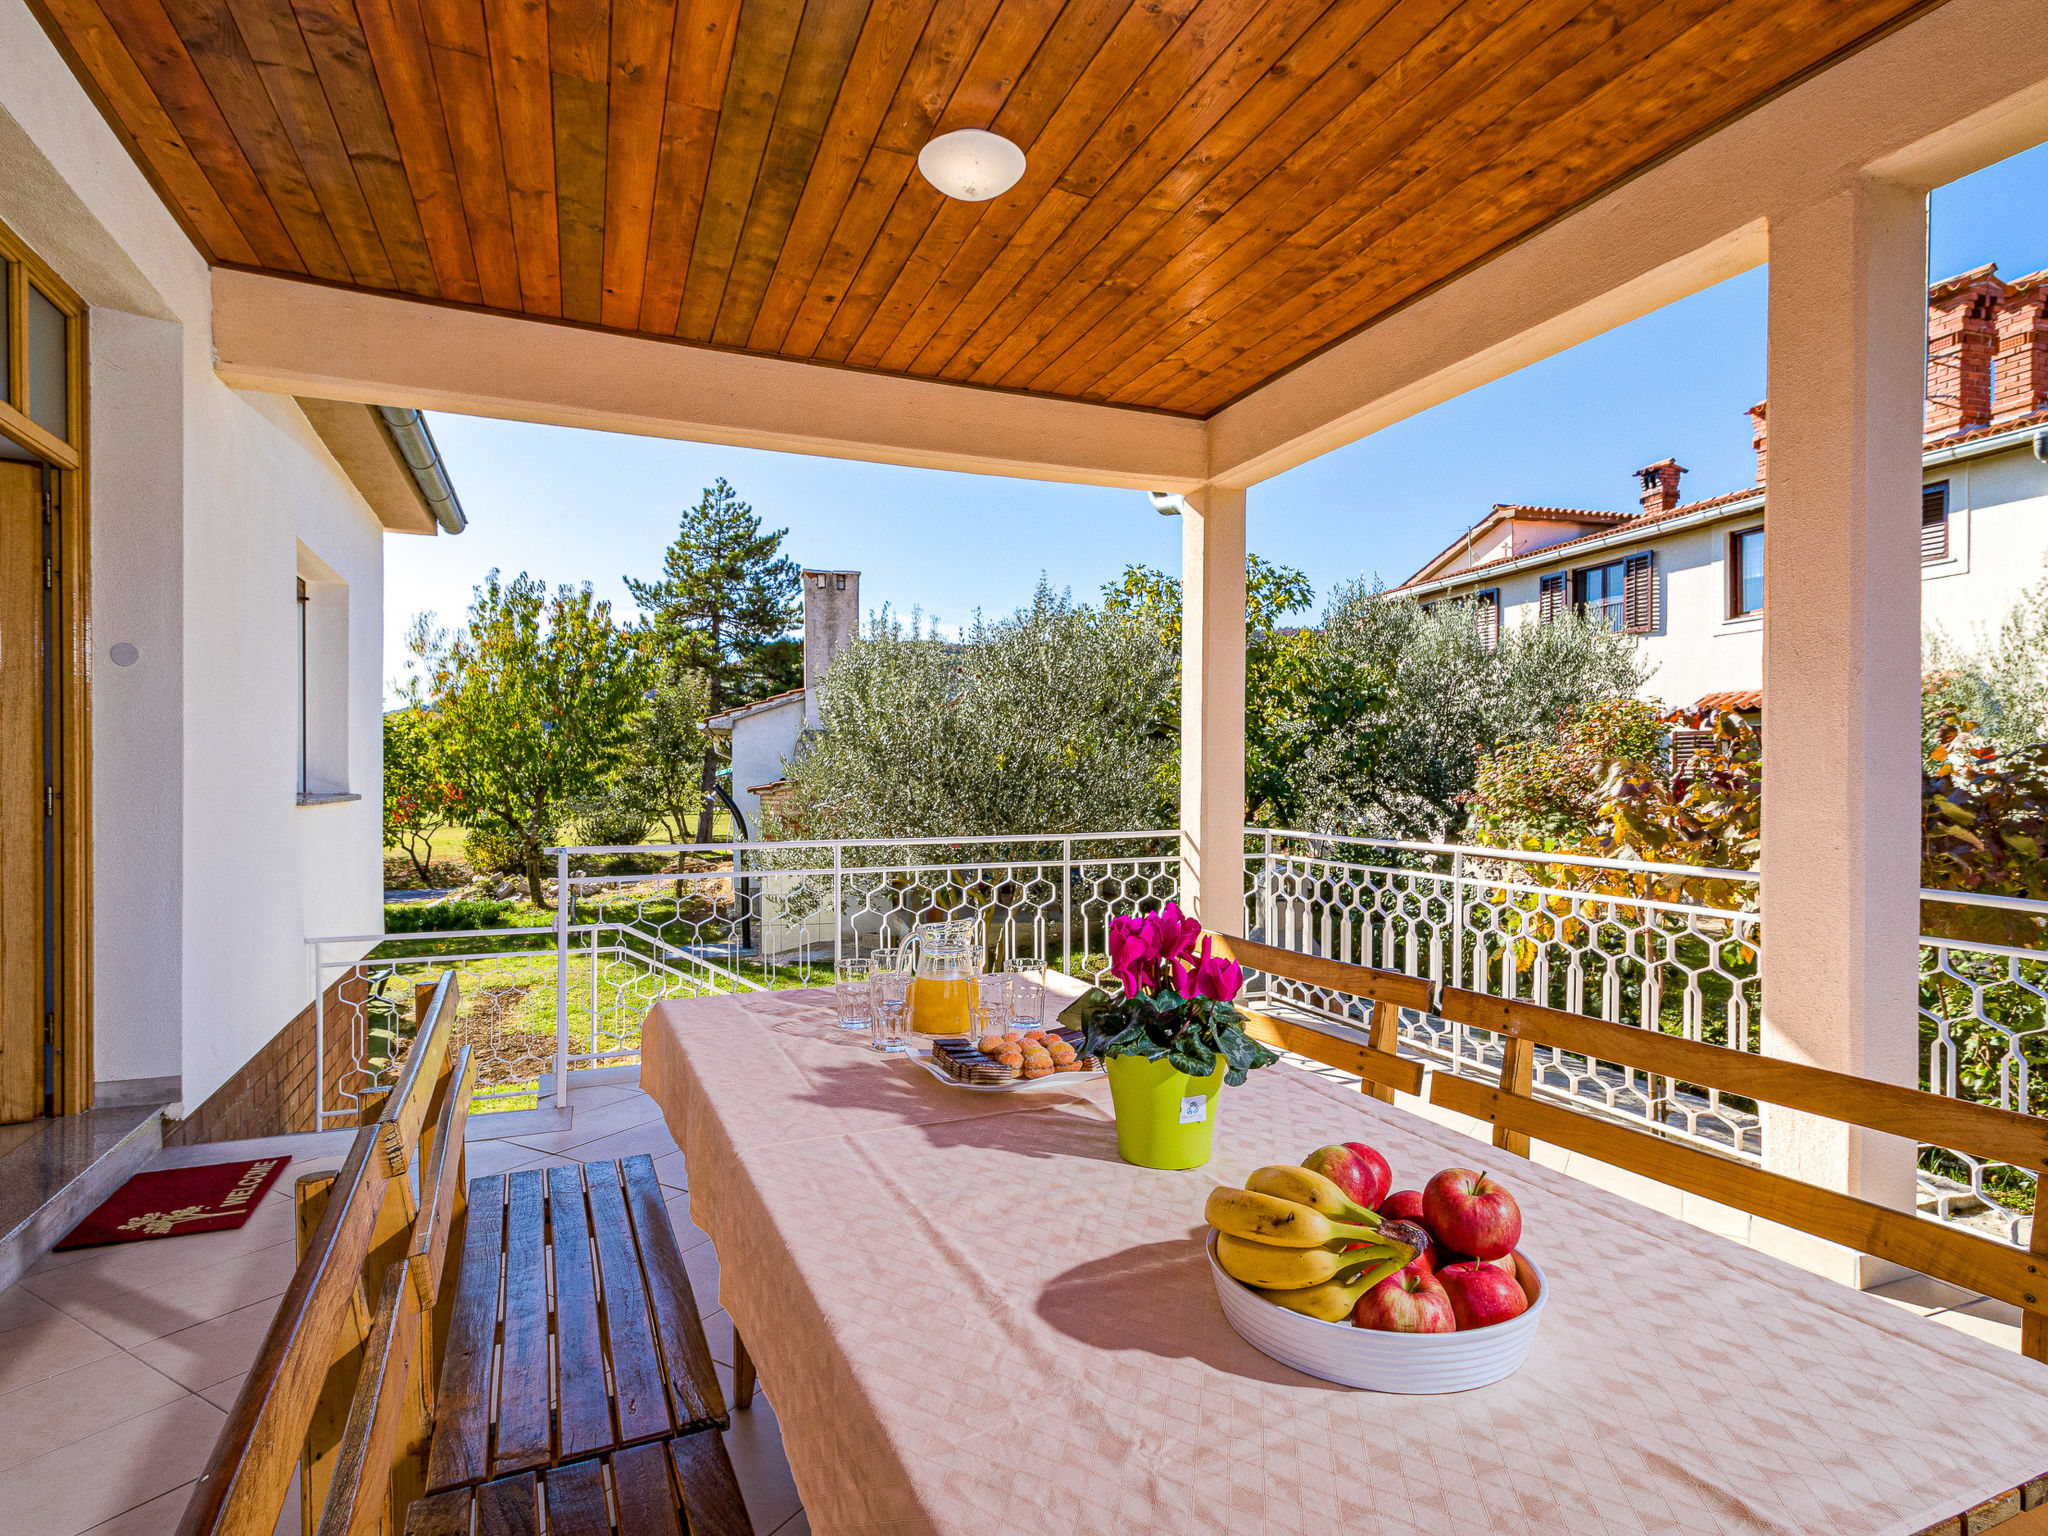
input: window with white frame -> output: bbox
[296,547,350,800]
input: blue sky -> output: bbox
[387,142,2048,698]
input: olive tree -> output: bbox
[1292,585,1650,842]
[778,582,1176,841]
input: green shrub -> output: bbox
[464,826,525,875]
[570,797,650,850]
[384,898,516,933]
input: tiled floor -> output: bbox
[0,1078,809,1536]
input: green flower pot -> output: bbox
[1104,1053,1225,1169]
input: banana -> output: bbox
[1205,1187,1383,1249]
[1213,1231,1415,1291]
[1258,1251,1412,1321]
[1246,1165,1383,1227]
[1215,1232,1355,1289]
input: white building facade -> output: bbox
[0,0,464,1131]
[1395,269,2048,715]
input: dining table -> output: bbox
[641,984,2048,1535]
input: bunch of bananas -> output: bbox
[1206,1166,1417,1323]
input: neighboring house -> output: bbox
[0,24,467,1153]
[707,570,860,836]
[1395,266,2048,713]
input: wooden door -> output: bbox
[0,461,44,1121]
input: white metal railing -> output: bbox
[304,826,2047,1247]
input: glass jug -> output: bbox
[906,918,983,1037]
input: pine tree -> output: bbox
[627,479,801,841]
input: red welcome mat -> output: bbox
[55,1156,291,1249]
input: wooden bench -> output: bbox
[404,1437,752,1536]
[426,1157,727,1492]
[1430,984,2048,1363]
[174,973,749,1536]
[1207,932,1429,1103]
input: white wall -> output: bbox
[725,698,806,836]
[0,0,386,1108]
[1923,448,2048,651]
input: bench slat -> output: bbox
[473,1473,539,1536]
[622,1155,727,1433]
[549,1165,618,1460]
[316,1264,423,1536]
[611,1441,686,1536]
[425,1176,505,1494]
[496,1170,555,1474]
[408,1048,475,1310]
[669,1434,754,1536]
[542,1459,610,1536]
[589,1160,677,1444]
[398,1488,471,1536]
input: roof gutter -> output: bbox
[376,407,466,534]
[1920,419,2048,471]
[1403,419,2048,602]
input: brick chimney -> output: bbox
[1994,270,2048,423]
[1636,458,1685,516]
[1926,264,2004,437]
[1746,402,1768,485]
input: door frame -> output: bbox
[0,214,91,1117]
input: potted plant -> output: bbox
[1059,904,1278,1169]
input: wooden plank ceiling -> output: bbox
[34,0,1938,417]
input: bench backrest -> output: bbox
[1216,932,2048,1366]
[1433,984,2048,1364]
[1204,932,1428,1102]
[176,972,474,1536]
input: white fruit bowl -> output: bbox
[1208,1237,1547,1393]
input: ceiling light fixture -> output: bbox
[917,129,1026,202]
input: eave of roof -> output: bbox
[706,687,806,730]
[1395,486,1766,596]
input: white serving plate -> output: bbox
[910,1049,1105,1093]
[1208,1235,1547,1393]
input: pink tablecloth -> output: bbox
[643,989,2048,1535]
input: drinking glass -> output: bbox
[1006,957,1047,1026]
[834,960,875,1032]
[975,973,1010,1042]
[872,966,913,1053]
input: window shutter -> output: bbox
[1538,574,1565,624]
[1670,729,1713,773]
[1922,482,1950,563]
[1622,552,1656,634]
[1474,590,1500,651]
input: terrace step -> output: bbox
[0,1103,166,1290]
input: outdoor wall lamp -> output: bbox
[917,130,1026,201]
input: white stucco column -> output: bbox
[1758,178,1927,1279]
[1179,484,1247,933]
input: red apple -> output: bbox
[1351,1269,1456,1333]
[1302,1142,1391,1211]
[1377,1188,1427,1224]
[1422,1168,1521,1261]
[1436,1260,1529,1329]
[1376,1218,1436,1277]
[1434,1249,1514,1277]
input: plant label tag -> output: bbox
[1178,1095,1208,1125]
